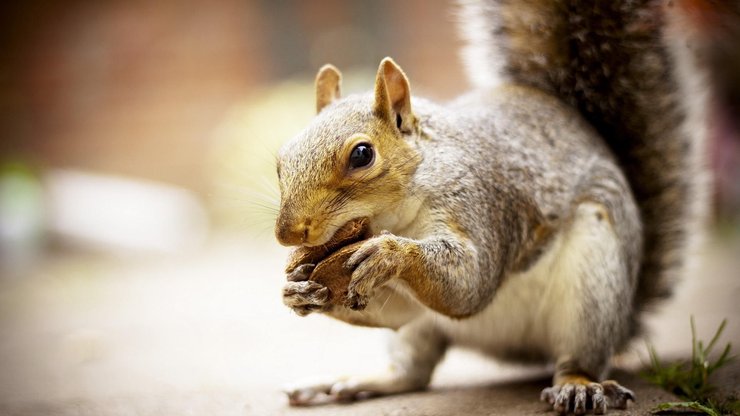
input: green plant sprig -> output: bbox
[643,317,737,415]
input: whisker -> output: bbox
[377,285,396,314]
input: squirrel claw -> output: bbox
[541,379,633,415]
[283,281,330,316]
[601,380,635,409]
[345,294,368,311]
[287,264,315,282]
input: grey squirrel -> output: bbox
[275,0,709,413]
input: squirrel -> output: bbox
[275,0,709,414]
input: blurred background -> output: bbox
[0,0,737,414]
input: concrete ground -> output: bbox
[0,231,738,415]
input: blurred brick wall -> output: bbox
[0,0,465,194]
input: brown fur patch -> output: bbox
[554,373,595,387]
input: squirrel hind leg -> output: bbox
[285,371,425,406]
[537,201,638,414]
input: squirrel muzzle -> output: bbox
[275,212,311,246]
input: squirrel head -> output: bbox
[275,58,422,247]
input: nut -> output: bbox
[285,218,370,305]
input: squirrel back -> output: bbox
[458,0,709,325]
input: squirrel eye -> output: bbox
[348,143,374,169]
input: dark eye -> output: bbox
[349,143,374,169]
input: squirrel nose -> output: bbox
[275,218,311,246]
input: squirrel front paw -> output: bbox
[540,376,635,415]
[282,271,331,316]
[344,233,409,310]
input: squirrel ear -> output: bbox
[315,64,342,113]
[374,57,416,134]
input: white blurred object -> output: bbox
[45,170,209,254]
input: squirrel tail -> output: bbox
[458,0,711,326]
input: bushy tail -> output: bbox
[458,0,710,322]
